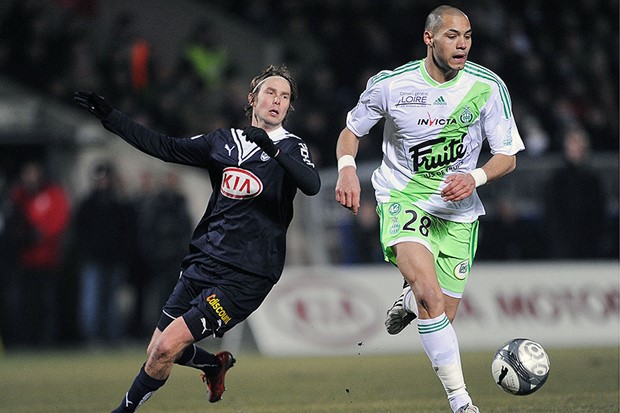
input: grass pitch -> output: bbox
[0,346,618,412]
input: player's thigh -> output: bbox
[156,277,194,331]
[378,201,441,288]
[158,316,194,351]
[147,317,195,367]
[434,220,479,299]
[185,278,273,341]
[393,241,438,288]
[377,201,436,266]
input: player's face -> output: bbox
[425,13,472,79]
[249,77,292,131]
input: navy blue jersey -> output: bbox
[102,110,320,283]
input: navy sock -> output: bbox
[111,364,166,413]
[175,344,220,376]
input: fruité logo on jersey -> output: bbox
[409,132,467,172]
[221,167,263,199]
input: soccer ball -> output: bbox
[491,338,550,395]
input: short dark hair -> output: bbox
[244,64,298,120]
[425,5,467,33]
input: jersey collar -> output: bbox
[266,126,287,142]
[420,58,463,88]
[232,125,288,165]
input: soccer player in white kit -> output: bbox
[335,5,524,413]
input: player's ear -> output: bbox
[247,93,255,106]
[424,31,433,47]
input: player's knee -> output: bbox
[149,337,179,364]
[416,287,445,316]
[146,329,163,357]
[146,342,156,358]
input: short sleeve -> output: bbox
[482,87,525,156]
[345,79,387,138]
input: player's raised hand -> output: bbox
[335,167,361,215]
[73,91,113,120]
[243,126,278,157]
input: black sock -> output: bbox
[111,364,167,413]
[175,344,220,376]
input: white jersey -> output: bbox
[346,59,525,223]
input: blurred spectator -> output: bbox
[126,171,157,339]
[73,161,132,344]
[132,171,193,335]
[2,161,70,347]
[98,11,153,107]
[352,200,383,264]
[543,127,606,258]
[520,114,550,157]
[477,196,546,260]
[0,169,26,347]
[147,62,188,135]
[0,0,66,90]
[0,171,14,345]
[62,32,101,96]
[179,21,230,92]
[0,170,11,263]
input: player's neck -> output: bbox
[423,57,459,84]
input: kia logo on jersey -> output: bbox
[220,167,263,199]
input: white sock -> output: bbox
[402,286,418,315]
[417,313,472,412]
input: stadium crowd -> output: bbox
[0,0,617,163]
[0,0,617,347]
[0,159,193,347]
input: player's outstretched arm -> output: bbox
[335,127,361,215]
[73,90,209,166]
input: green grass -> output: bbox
[0,346,618,412]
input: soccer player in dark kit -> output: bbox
[74,64,320,412]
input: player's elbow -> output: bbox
[506,155,517,174]
[497,154,517,177]
[302,176,321,196]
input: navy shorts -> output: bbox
[157,255,274,340]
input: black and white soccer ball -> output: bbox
[491,338,550,395]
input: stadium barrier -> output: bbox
[248,262,619,356]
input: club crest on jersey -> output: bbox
[459,106,474,125]
[388,203,401,216]
[221,167,263,199]
[453,260,469,280]
[389,217,400,235]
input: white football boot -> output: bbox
[455,404,480,413]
